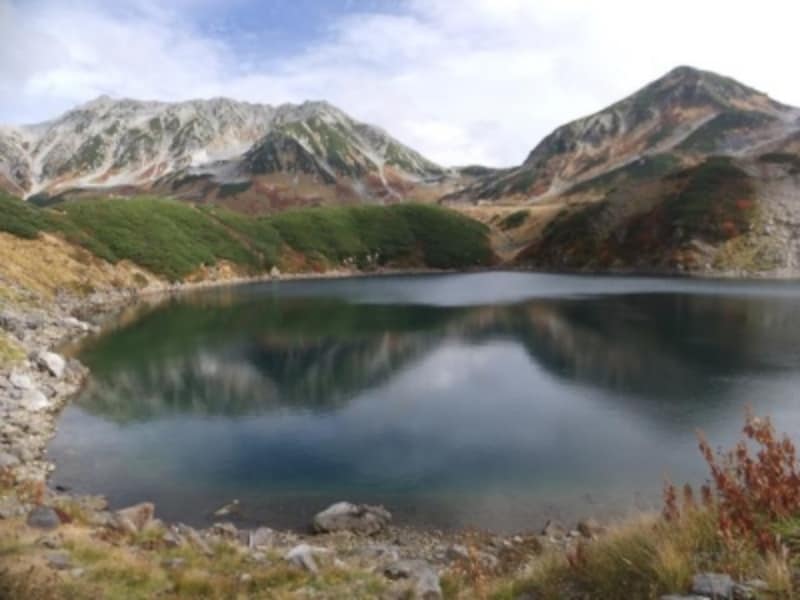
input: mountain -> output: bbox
[450,66,800,202]
[446,67,800,277]
[0,97,449,211]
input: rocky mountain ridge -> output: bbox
[0,96,445,209]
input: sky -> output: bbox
[1,0,799,167]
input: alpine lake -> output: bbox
[48,272,800,533]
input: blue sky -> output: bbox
[2,0,799,166]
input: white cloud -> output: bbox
[2,0,800,166]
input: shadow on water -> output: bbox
[49,272,800,531]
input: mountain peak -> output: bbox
[463,67,797,202]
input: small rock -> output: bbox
[577,517,604,539]
[285,543,329,573]
[212,522,238,540]
[114,502,155,534]
[46,551,72,570]
[21,389,51,412]
[161,558,186,570]
[691,573,734,599]
[9,372,34,390]
[250,551,267,563]
[213,499,240,517]
[27,506,61,530]
[384,559,442,600]
[312,501,391,535]
[63,317,90,332]
[445,544,469,562]
[0,451,20,470]
[249,527,275,549]
[541,519,566,540]
[69,568,85,578]
[240,573,252,584]
[270,266,281,279]
[38,534,63,549]
[36,352,66,379]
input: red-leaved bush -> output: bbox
[665,411,800,551]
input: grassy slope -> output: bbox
[0,193,494,281]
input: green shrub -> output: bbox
[0,192,50,239]
[500,210,529,230]
[389,203,494,268]
[61,197,259,280]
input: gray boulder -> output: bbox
[312,501,391,535]
[285,543,329,573]
[384,559,442,599]
[46,551,72,570]
[249,527,276,550]
[21,389,51,412]
[691,573,734,598]
[27,506,61,530]
[36,351,66,379]
[9,372,34,390]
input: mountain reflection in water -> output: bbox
[49,272,800,531]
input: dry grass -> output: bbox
[0,514,387,600]
[0,232,159,302]
[0,330,24,368]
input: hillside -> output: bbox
[0,192,495,285]
[513,155,799,275]
[0,98,452,213]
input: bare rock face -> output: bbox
[312,501,391,535]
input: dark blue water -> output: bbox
[48,272,800,532]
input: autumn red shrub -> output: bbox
[665,411,800,552]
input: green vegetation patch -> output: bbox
[0,192,493,280]
[0,331,25,367]
[499,209,529,230]
[217,181,253,198]
[678,110,775,153]
[0,192,52,239]
[758,152,800,174]
[61,198,260,280]
[663,157,755,242]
